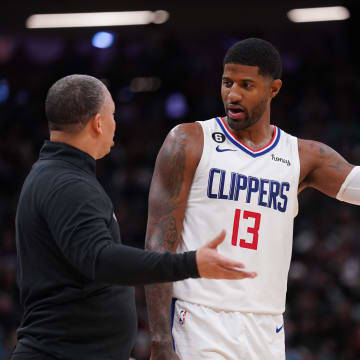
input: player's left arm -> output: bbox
[298,138,354,197]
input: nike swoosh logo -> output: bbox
[276,325,283,333]
[216,145,236,152]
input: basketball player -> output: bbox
[145,38,359,359]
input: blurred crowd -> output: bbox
[1,23,360,360]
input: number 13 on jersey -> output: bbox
[231,209,261,250]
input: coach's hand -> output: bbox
[196,230,257,279]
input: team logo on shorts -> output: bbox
[179,310,187,325]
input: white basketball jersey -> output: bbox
[173,117,300,314]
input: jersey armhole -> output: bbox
[193,121,208,178]
[291,135,301,217]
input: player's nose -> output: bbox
[227,86,243,103]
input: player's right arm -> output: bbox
[144,123,202,360]
[145,123,256,359]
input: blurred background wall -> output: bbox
[1,1,360,359]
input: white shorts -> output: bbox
[171,299,285,360]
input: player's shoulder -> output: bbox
[170,121,202,137]
[298,138,331,158]
[160,122,204,164]
[168,117,220,140]
[297,138,343,176]
[165,122,204,148]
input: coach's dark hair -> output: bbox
[224,38,282,79]
[46,74,106,132]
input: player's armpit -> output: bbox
[298,139,353,197]
[145,122,203,359]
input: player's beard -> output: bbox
[227,95,268,131]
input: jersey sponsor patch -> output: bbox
[271,153,291,166]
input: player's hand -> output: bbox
[150,342,180,360]
[196,230,257,279]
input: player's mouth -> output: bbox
[227,105,246,119]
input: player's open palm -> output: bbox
[196,230,257,279]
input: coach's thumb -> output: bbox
[205,230,226,249]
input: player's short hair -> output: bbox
[46,74,106,132]
[223,38,282,79]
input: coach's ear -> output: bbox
[90,113,103,135]
[270,79,282,99]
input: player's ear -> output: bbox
[90,113,102,135]
[270,79,282,98]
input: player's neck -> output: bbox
[225,117,274,151]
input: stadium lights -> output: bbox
[287,6,350,23]
[92,32,114,49]
[26,10,169,29]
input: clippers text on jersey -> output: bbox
[207,168,289,213]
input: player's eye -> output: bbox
[243,82,252,89]
[222,80,232,88]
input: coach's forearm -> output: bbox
[94,243,199,286]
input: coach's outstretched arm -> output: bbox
[145,123,256,360]
[94,229,254,285]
